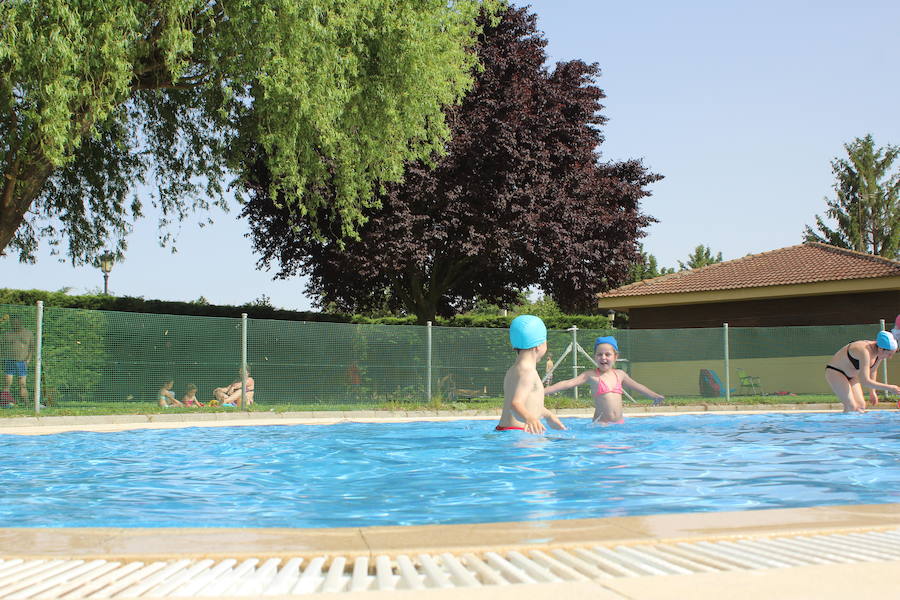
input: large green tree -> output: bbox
[678,245,723,270]
[243,6,660,323]
[804,134,899,259]
[0,0,500,263]
[628,244,674,282]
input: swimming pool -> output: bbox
[1,412,897,528]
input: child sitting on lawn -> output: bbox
[181,383,203,407]
[157,380,182,408]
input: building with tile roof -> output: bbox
[599,243,900,328]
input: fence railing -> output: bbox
[0,303,893,414]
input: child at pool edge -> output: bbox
[544,336,664,424]
[497,315,566,434]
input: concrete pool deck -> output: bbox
[2,503,899,561]
[1,409,898,598]
[1,507,898,598]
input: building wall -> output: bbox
[630,356,900,398]
[627,291,900,329]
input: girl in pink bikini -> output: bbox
[544,336,664,424]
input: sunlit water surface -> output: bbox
[1,412,897,527]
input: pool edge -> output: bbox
[2,503,898,562]
[2,404,894,435]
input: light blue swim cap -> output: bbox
[509,315,547,349]
[594,336,619,352]
[876,330,898,351]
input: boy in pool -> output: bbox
[497,315,566,434]
[544,336,664,424]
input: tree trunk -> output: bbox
[1,160,54,255]
[414,304,438,326]
[405,257,474,325]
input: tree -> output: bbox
[243,6,661,324]
[803,134,899,259]
[0,0,500,263]
[678,245,723,270]
[628,244,674,282]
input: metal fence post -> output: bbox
[723,322,730,402]
[241,313,248,411]
[880,319,888,386]
[426,321,432,402]
[571,325,579,401]
[34,301,43,415]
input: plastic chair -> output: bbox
[736,368,763,395]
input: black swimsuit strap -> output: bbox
[846,348,860,370]
[826,365,854,382]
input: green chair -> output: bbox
[736,368,763,395]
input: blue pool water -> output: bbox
[1,412,898,528]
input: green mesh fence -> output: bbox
[0,302,893,412]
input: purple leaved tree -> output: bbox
[241,6,661,323]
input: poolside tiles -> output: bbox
[1,528,899,598]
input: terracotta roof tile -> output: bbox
[601,243,900,299]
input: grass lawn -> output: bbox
[0,393,855,418]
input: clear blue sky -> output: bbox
[3,0,898,311]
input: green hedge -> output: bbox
[0,289,611,329]
[0,288,349,323]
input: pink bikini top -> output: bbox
[593,369,623,395]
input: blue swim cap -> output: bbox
[876,330,898,351]
[509,315,547,349]
[594,336,619,352]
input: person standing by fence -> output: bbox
[2,316,33,406]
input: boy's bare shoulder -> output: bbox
[506,360,532,375]
[505,361,539,389]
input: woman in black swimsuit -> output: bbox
[825,331,899,413]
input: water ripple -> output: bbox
[0,412,897,528]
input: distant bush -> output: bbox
[0,288,350,323]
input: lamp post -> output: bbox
[99,253,115,295]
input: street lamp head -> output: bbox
[99,253,115,275]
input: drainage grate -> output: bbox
[1,529,898,598]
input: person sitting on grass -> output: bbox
[544,336,664,424]
[213,367,254,408]
[181,383,203,407]
[158,380,182,408]
[825,330,899,413]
